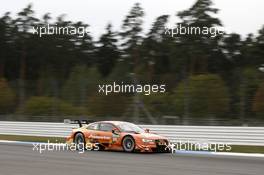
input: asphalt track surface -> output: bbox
[0,144,263,175]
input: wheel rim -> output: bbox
[77,137,83,143]
[77,136,83,144]
[124,138,134,151]
[76,135,85,150]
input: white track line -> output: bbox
[175,150,264,158]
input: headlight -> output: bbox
[142,138,154,143]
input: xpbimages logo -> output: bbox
[165,140,232,153]
[98,82,166,95]
[32,140,99,154]
[165,24,224,38]
[32,24,89,37]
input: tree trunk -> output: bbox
[0,61,4,78]
[18,45,27,112]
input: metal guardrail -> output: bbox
[0,121,264,146]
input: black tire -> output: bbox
[98,144,105,151]
[122,136,135,152]
[74,133,86,151]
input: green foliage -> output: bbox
[23,96,88,116]
[87,94,130,117]
[173,74,230,118]
[0,78,16,113]
[178,0,221,28]
[107,60,131,82]
[239,68,262,115]
[97,24,119,77]
[120,3,145,72]
[120,3,144,49]
[62,66,102,106]
[253,82,264,117]
[176,0,225,74]
[141,15,172,75]
[142,93,174,116]
[0,1,263,123]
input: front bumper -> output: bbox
[136,139,170,153]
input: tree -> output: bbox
[62,66,102,106]
[238,68,262,120]
[23,96,88,120]
[253,82,264,117]
[0,2,263,123]
[0,78,15,114]
[120,3,144,72]
[141,15,172,76]
[240,33,259,67]
[0,12,12,78]
[97,24,119,77]
[14,4,38,109]
[255,25,264,66]
[178,0,221,27]
[173,74,230,118]
[87,93,130,117]
[142,93,174,117]
[222,33,242,64]
[71,21,95,66]
[177,0,225,74]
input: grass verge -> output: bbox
[230,145,264,154]
[0,134,65,143]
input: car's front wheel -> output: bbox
[122,136,135,152]
[74,133,85,150]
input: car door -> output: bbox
[97,123,114,145]
[85,123,100,143]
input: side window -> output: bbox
[87,123,99,130]
[99,123,114,132]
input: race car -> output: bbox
[65,120,170,153]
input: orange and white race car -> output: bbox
[65,120,170,153]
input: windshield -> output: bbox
[117,122,145,133]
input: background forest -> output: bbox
[0,0,264,125]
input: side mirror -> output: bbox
[145,129,150,133]
[112,128,120,135]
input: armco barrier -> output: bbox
[0,121,264,146]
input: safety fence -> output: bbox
[0,121,264,146]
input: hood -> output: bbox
[137,132,167,140]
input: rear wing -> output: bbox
[64,119,92,127]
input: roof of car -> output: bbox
[92,121,130,125]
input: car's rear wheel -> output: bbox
[98,144,105,151]
[122,136,135,152]
[74,133,85,150]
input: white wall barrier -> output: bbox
[0,121,264,146]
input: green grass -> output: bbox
[1,134,264,154]
[230,145,264,154]
[0,134,65,143]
